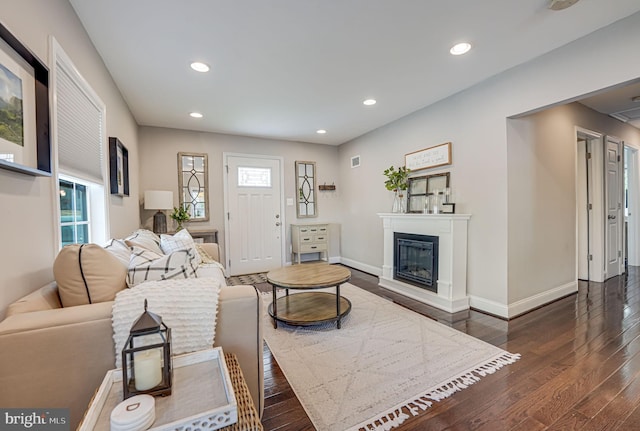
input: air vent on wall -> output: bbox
[548,0,580,11]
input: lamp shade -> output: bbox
[144,191,173,210]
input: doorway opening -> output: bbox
[576,129,604,282]
[576,129,627,283]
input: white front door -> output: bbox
[224,154,283,276]
[605,136,623,279]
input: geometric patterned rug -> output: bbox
[225,272,268,286]
[263,283,520,431]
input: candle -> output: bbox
[134,349,162,391]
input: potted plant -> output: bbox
[383,165,410,213]
[170,206,190,231]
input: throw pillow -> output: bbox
[53,244,127,307]
[125,229,163,255]
[127,246,199,287]
[103,238,132,268]
[160,229,202,266]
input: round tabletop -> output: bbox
[266,263,351,289]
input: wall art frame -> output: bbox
[178,152,209,222]
[405,142,452,172]
[295,160,317,218]
[406,172,450,213]
[0,20,51,176]
[109,137,129,196]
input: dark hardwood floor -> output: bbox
[260,265,640,431]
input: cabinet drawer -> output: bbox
[299,235,314,243]
[313,235,327,243]
[299,243,327,253]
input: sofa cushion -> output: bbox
[160,229,202,266]
[103,238,132,268]
[53,244,127,307]
[125,229,163,255]
[127,246,198,287]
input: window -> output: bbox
[53,39,109,248]
[59,178,90,246]
[238,166,272,187]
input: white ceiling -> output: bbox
[69,0,640,146]
[579,80,640,129]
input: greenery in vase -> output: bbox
[170,206,190,231]
[383,165,410,194]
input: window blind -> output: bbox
[56,60,104,183]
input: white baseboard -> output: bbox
[468,296,510,318]
[507,281,577,318]
[338,257,382,276]
[470,281,578,319]
[379,276,469,313]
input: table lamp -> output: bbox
[144,191,173,234]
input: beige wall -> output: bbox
[0,0,139,319]
[137,127,341,264]
[337,11,640,317]
[507,102,640,305]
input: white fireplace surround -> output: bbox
[378,213,471,313]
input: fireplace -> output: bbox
[394,232,438,292]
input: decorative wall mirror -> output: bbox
[406,172,450,213]
[295,161,317,218]
[177,152,209,221]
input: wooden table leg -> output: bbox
[272,284,278,329]
[336,284,342,329]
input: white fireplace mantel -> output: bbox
[378,213,471,313]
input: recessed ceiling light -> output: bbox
[363,99,377,106]
[450,42,472,56]
[316,129,327,134]
[190,62,210,72]
[190,112,203,118]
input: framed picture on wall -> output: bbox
[0,20,51,176]
[109,137,129,196]
[405,142,452,172]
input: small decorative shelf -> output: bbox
[319,183,336,191]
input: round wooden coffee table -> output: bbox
[267,263,351,329]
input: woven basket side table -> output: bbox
[221,353,263,431]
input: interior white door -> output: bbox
[577,138,590,281]
[225,155,283,276]
[605,136,623,279]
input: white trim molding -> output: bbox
[339,257,382,276]
[470,280,577,319]
[507,281,577,318]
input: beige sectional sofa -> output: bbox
[0,241,263,429]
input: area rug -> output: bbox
[262,283,520,431]
[225,272,268,286]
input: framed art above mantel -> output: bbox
[0,20,51,177]
[405,142,451,172]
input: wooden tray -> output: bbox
[79,348,238,431]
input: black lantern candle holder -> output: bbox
[122,299,172,399]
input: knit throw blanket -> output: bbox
[112,277,221,368]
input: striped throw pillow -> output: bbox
[127,246,198,287]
